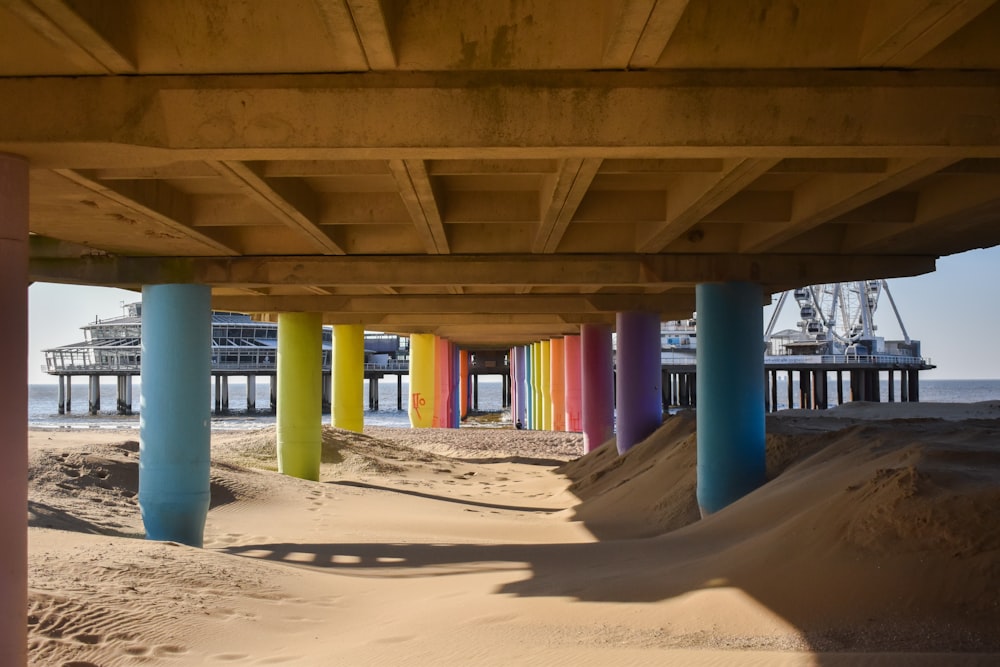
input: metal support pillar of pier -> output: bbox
[269,374,277,412]
[550,338,566,431]
[408,333,435,427]
[214,375,222,414]
[696,282,766,516]
[770,370,779,412]
[88,375,101,415]
[563,335,582,432]
[221,376,229,413]
[615,311,663,454]
[58,376,66,414]
[817,371,828,409]
[472,374,479,413]
[247,375,256,412]
[799,370,810,410]
[397,373,403,411]
[787,370,795,409]
[321,373,331,414]
[332,324,364,433]
[65,376,72,412]
[837,370,844,405]
[901,370,910,402]
[277,312,322,481]
[888,370,895,402]
[433,336,452,428]
[0,153,29,665]
[908,370,920,402]
[581,323,614,454]
[139,283,212,547]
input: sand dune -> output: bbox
[27,404,1000,665]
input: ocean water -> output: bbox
[28,377,508,430]
[27,378,1000,430]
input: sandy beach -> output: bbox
[26,403,1000,665]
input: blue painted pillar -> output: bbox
[139,284,212,547]
[615,311,663,454]
[451,342,461,428]
[514,346,527,428]
[581,323,615,453]
[696,282,766,515]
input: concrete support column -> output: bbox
[397,373,403,411]
[696,282,766,516]
[888,370,895,402]
[277,312,322,481]
[581,324,614,453]
[615,311,663,454]
[529,343,539,428]
[247,375,256,412]
[214,375,222,414]
[221,376,229,413]
[460,350,469,419]
[65,376,72,412]
[513,346,527,429]
[408,333,435,427]
[563,335,582,432]
[139,284,212,547]
[451,344,461,428]
[57,376,66,415]
[550,338,566,431]
[908,370,920,402]
[332,324,364,433]
[539,340,552,430]
[0,153,28,665]
[269,374,277,411]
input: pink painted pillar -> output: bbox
[581,323,614,453]
[563,334,582,432]
[0,154,28,665]
[550,337,566,431]
[563,336,583,433]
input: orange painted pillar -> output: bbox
[0,153,28,665]
[550,338,566,431]
[459,349,469,419]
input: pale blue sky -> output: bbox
[27,246,1000,383]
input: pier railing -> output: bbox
[765,353,933,367]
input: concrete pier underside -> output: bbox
[6,3,1000,663]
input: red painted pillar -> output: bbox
[581,324,615,453]
[433,336,452,428]
[563,335,582,432]
[550,338,566,431]
[0,153,28,665]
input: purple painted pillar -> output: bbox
[513,346,527,429]
[0,154,28,665]
[615,311,663,453]
[581,323,615,453]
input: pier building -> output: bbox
[4,3,1000,660]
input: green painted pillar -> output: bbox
[277,312,322,480]
[332,324,364,433]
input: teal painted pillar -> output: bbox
[139,284,212,547]
[696,282,766,515]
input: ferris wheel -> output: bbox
[766,280,911,347]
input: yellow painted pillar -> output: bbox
[540,340,552,430]
[550,337,566,431]
[277,312,322,481]
[531,342,542,429]
[408,333,436,428]
[332,324,364,433]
